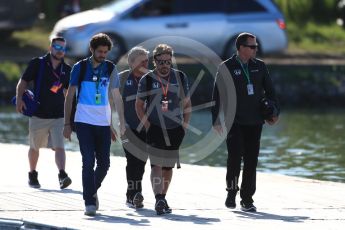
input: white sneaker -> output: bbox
[84,205,97,216]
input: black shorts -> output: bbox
[146,124,185,168]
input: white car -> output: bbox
[50,0,288,62]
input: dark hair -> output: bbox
[235,32,256,50]
[153,44,173,59]
[51,37,66,44]
[90,33,113,50]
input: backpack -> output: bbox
[70,59,115,132]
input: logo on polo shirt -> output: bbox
[234,69,241,76]
[100,77,108,87]
[152,82,160,89]
[126,80,133,86]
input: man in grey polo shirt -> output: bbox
[135,44,191,215]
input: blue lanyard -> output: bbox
[89,58,104,93]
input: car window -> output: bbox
[101,0,142,14]
[174,0,227,14]
[130,0,175,18]
[227,0,267,13]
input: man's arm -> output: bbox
[262,62,279,125]
[15,79,29,114]
[135,98,150,131]
[63,86,76,141]
[111,88,126,136]
[211,66,224,135]
[182,97,191,130]
[63,88,67,97]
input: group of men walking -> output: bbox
[15,32,279,216]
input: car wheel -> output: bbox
[106,33,126,63]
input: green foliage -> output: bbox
[286,22,345,54]
[0,62,23,82]
[274,0,338,25]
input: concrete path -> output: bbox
[0,143,344,230]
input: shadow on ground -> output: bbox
[233,210,309,223]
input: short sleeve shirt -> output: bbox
[21,53,71,118]
[137,68,189,129]
[70,58,119,126]
[119,70,144,130]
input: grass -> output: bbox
[1,20,54,59]
[286,22,345,55]
[11,22,52,50]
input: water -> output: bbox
[1,107,344,183]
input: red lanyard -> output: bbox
[157,75,170,99]
[47,61,63,81]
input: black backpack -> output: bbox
[70,59,115,132]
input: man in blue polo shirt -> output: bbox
[63,33,125,216]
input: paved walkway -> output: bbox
[0,143,344,230]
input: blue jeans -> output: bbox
[76,122,111,206]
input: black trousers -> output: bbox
[226,123,263,204]
[123,128,148,199]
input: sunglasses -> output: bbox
[155,59,172,66]
[242,44,258,50]
[52,44,66,52]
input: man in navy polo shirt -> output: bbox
[119,46,150,209]
[15,37,72,189]
[135,44,191,215]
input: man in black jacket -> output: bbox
[212,32,279,212]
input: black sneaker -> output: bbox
[240,201,257,212]
[58,171,72,189]
[155,199,166,215]
[225,193,236,209]
[132,192,144,208]
[28,170,41,188]
[163,199,172,213]
[126,197,134,208]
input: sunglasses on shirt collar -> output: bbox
[52,44,66,52]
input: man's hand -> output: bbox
[16,98,26,114]
[182,121,189,131]
[110,126,117,142]
[119,123,126,137]
[63,125,72,141]
[144,121,151,131]
[213,125,223,136]
[266,116,279,125]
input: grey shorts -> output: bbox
[29,117,65,150]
